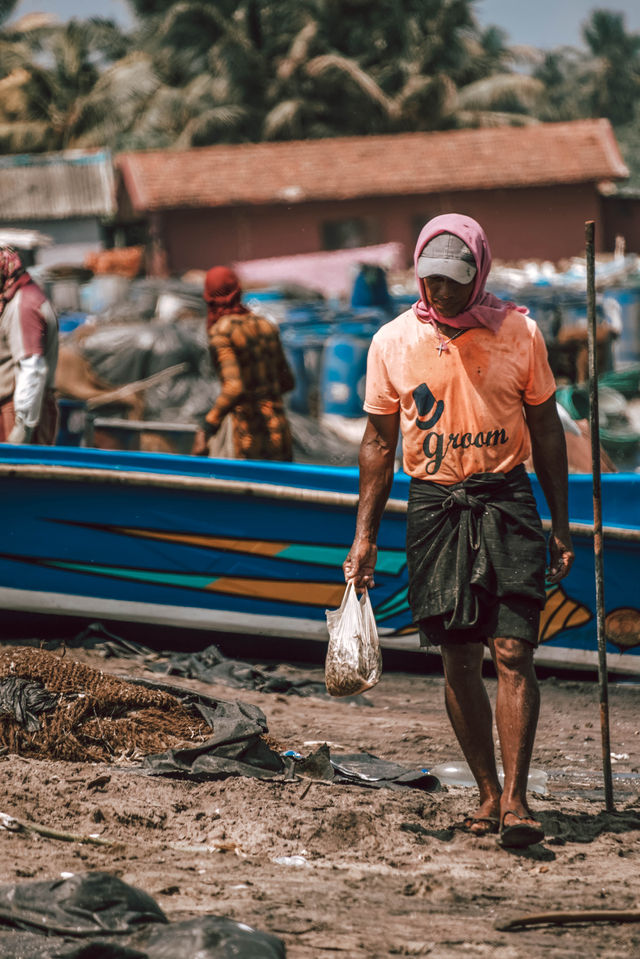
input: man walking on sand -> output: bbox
[344,214,574,848]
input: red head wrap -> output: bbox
[203,266,249,328]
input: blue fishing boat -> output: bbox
[1,444,639,674]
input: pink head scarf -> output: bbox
[412,213,527,332]
[0,246,30,313]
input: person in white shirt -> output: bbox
[0,246,59,444]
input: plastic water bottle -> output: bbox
[429,761,547,795]
[428,762,476,788]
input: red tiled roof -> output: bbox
[116,119,628,213]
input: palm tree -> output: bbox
[0,16,130,152]
[262,0,546,139]
[9,0,631,153]
[533,12,640,126]
[79,1,273,148]
[534,47,592,122]
[582,9,640,125]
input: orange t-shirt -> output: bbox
[364,309,556,484]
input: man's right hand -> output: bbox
[546,530,575,584]
[343,541,378,589]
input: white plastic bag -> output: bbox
[207,413,235,458]
[324,582,382,697]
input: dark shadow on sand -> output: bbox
[538,808,640,845]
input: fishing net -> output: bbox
[0,647,210,763]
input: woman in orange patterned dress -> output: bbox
[192,266,295,460]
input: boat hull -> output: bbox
[1,445,639,674]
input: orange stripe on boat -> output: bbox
[117,527,285,555]
[205,577,345,606]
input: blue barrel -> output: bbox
[282,326,329,415]
[320,332,372,418]
[350,265,393,313]
[390,293,417,314]
[244,288,286,303]
[56,398,87,446]
[603,287,640,365]
[58,311,88,335]
[282,303,328,328]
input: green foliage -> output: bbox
[614,105,640,196]
[127,0,175,16]
[0,0,639,156]
[582,10,640,125]
[0,0,18,26]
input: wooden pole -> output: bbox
[585,219,614,812]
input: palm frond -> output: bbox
[262,98,306,139]
[66,52,161,142]
[454,110,540,128]
[0,118,53,152]
[276,20,318,80]
[306,54,393,113]
[157,1,226,46]
[0,67,30,121]
[0,37,37,76]
[456,73,544,112]
[87,51,161,107]
[174,104,252,147]
[508,44,545,67]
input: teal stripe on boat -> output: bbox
[281,545,406,574]
[49,560,214,589]
[373,586,409,619]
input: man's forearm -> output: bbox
[525,397,575,581]
[354,433,396,542]
[530,427,571,535]
[344,413,399,587]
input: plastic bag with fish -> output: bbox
[324,582,382,697]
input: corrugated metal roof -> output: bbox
[116,119,629,213]
[0,149,116,220]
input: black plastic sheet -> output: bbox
[0,873,286,958]
[140,694,287,782]
[279,745,440,791]
[148,644,329,698]
[0,676,58,731]
[330,752,440,791]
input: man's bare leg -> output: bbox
[440,642,502,831]
[489,636,542,833]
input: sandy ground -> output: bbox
[1,633,640,958]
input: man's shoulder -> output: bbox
[501,308,538,335]
[372,308,416,345]
[1,287,33,327]
[15,280,47,310]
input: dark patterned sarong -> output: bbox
[406,464,546,634]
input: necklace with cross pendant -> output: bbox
[436,327,467,356]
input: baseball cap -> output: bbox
[417,233,477,284]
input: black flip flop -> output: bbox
[498,811,544,848]
[454,816,500,836]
